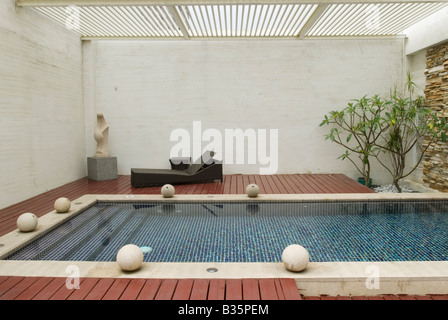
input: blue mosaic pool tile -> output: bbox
[4,201,448,262]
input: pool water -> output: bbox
[5,201,448,262]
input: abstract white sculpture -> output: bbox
[246,184,260,197]
[116,244,144,272]
[281,244,310,272]
[161,184,175,198]
[17,213,38,232]
[54,197,71,213]
[94,113,109,158]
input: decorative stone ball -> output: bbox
[281,244,310,272]
[116,244,144,272]
[246,184,260,197]
[17,213,38,232]
[161,184,175,198]
[54,197,71,213]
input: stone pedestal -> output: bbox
[87,156,117,181]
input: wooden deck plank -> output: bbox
[242,175,250,193]
[307,175,334,193]
[49,278,80,300]
[250,175,263,193]
[136,279,162,300]
[66,277,100,300]
[189,279,209,300]
[119,278,147,300]
[0,277,24,297]
[185,182,199,195]
[299,174,326,193]
[222,175,231,194]
[0,277,38,300]
[14,277,56,300]
[199,182,213,194]
[267,175,283,194]
[289,175,315,193]
[172,279,194,300]
[0,277,9,287]
[273,279,286,300]
[102,278,131,300]
[319,174,350,193]
[225,279,242,300]
[278,278,302,300]
[336,174,375,193]
[242,279,260,300]
[208,279,226,300]
[229,175,238,194]
[32,278,66,300]
[199,182,214,194]
[154,279,178,300]
[84,278,116,300]
[272,175,292,194]
[236,175,244,194]
[169,183,189,194]
[281,174,306,193]
[259,278,280,300]
[322,174,357,193]
[259,175,275,194]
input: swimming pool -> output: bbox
[4,199,448,263]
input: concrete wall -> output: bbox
[0,1,85,209]
[84,38,405,184]
[407,50,427,96]
[406,49,427,184]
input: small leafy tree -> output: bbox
[319,95,390,187]
[374,73,448,192]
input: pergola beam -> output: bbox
[297,4,329,39]
[166,5,190,39]
[16,0,448,8]
[80,34,404,40]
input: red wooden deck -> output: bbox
[0,276,302,300]
[0,275,447,301]
[6,173,444,301]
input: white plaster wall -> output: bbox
[407,50,427,96]
[0,1,84,209]
[84,38,405,185]
[406,49,427,184]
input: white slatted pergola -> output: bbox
[16,0,448,40]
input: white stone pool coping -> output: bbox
[1,193,448,296]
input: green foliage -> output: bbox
[319,94,389,186]
[375,72,448,192]
[320,71,448,192]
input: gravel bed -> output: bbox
[372,184,417,193]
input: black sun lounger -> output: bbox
[131,151,223,187]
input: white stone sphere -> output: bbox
[246,184,260,197]
[17,213,38,232]
[116,244,144,272]
[281,244,310,272]
[54,197,71,213]
[161,184,175,198]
